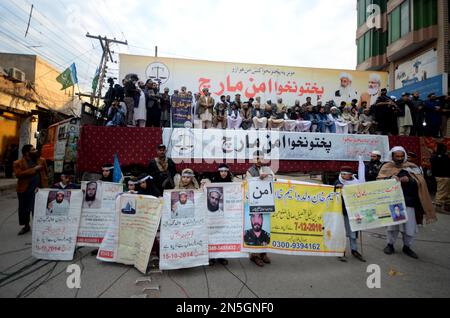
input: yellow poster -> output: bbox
[242,180,346,257]
[342,180,408,232]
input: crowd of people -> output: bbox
[102,75,449,137]
[12,141,449,267]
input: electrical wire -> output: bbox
[16,261,59,298]
[202,266,210,298]
[235,260,249,298]
[222,263,260,298]
[166,271,191,298]
[0,247,31,257]
[96,267,132,298]
[0,2,93,69]
[0,209,18,231]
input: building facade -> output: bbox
[0,53,78,168]
[356,0,449,98]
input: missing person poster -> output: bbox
[242,180,346,257]
[160,190,209,270]
[342,179,408,232]
[77,181,123,247]
[206,183,247,259]
[32,189,83,261]
[97,194,163,274]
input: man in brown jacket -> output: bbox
[198,88,215,129]
[13,144,49,235]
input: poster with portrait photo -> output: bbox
[389,203,406,222]
[170,190,195,219]
[243,199,271,250]
[206,183,247,259]
[77,181,123,247]
[32,189,83,261]
[206,187,224,217]
[82,181,103,210]
[160,190,209,270]
[46,190,71,217]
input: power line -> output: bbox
[8,0,93,58]
[0,12,92,72]
[0,6,94,78]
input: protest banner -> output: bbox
[247,180,275,213]
[97,194,163,274]
[206,183,247,259]
[32,189,83,261]
[163,128,390,162]
[341,179,408,232]
[171,94,193,128]
[160,190,209,270]
[242,180,346,256]
[77,181,123,247]
[120,55,387,107]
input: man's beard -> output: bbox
[85,194,96,202]
[394,159,404,166]
[56,198,63,204]
[252,224,261,232]
[208,201,219,212]
[339,86,351,97]
[368,87,379,95]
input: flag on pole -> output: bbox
[113,153,123,183]
[56,63,78,90]
[92,67,100,91]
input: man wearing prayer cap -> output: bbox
[377,146,437,259]
[171,190,195,219]
[334,165,366,262]
[359,73,382,109]
[47,190,70,216]
[335,72,358,104]
[365,150,383,181]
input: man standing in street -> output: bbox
[13,144,49,235]
[377,146,437,259]
[431,143,450,212]
[246,152,275,266]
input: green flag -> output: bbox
[92,67,100,91]
[56,63,78,90]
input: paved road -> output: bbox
[0,188,449,298]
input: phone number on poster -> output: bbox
[272,241,321,250]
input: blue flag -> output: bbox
[113,153,123,183]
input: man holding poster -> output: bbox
[377,146,437,259]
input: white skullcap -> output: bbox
[369,73,381,83]
[339,72,353,81]
[371,150,382,156]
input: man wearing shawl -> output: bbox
[377,146,437,259]
[334,157,367,262]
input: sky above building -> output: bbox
[0,0,357,91]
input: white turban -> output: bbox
[369,73,381,83]
[339,72,352,81]
[390,146,408,163]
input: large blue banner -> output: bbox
[389,74,447,100]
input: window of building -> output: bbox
[413,0,438,30]
[400,0,410,37]
[358,0,387,27]
[389,6,401,43]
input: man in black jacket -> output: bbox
[431,143,450,211]
[365,150,383,181]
